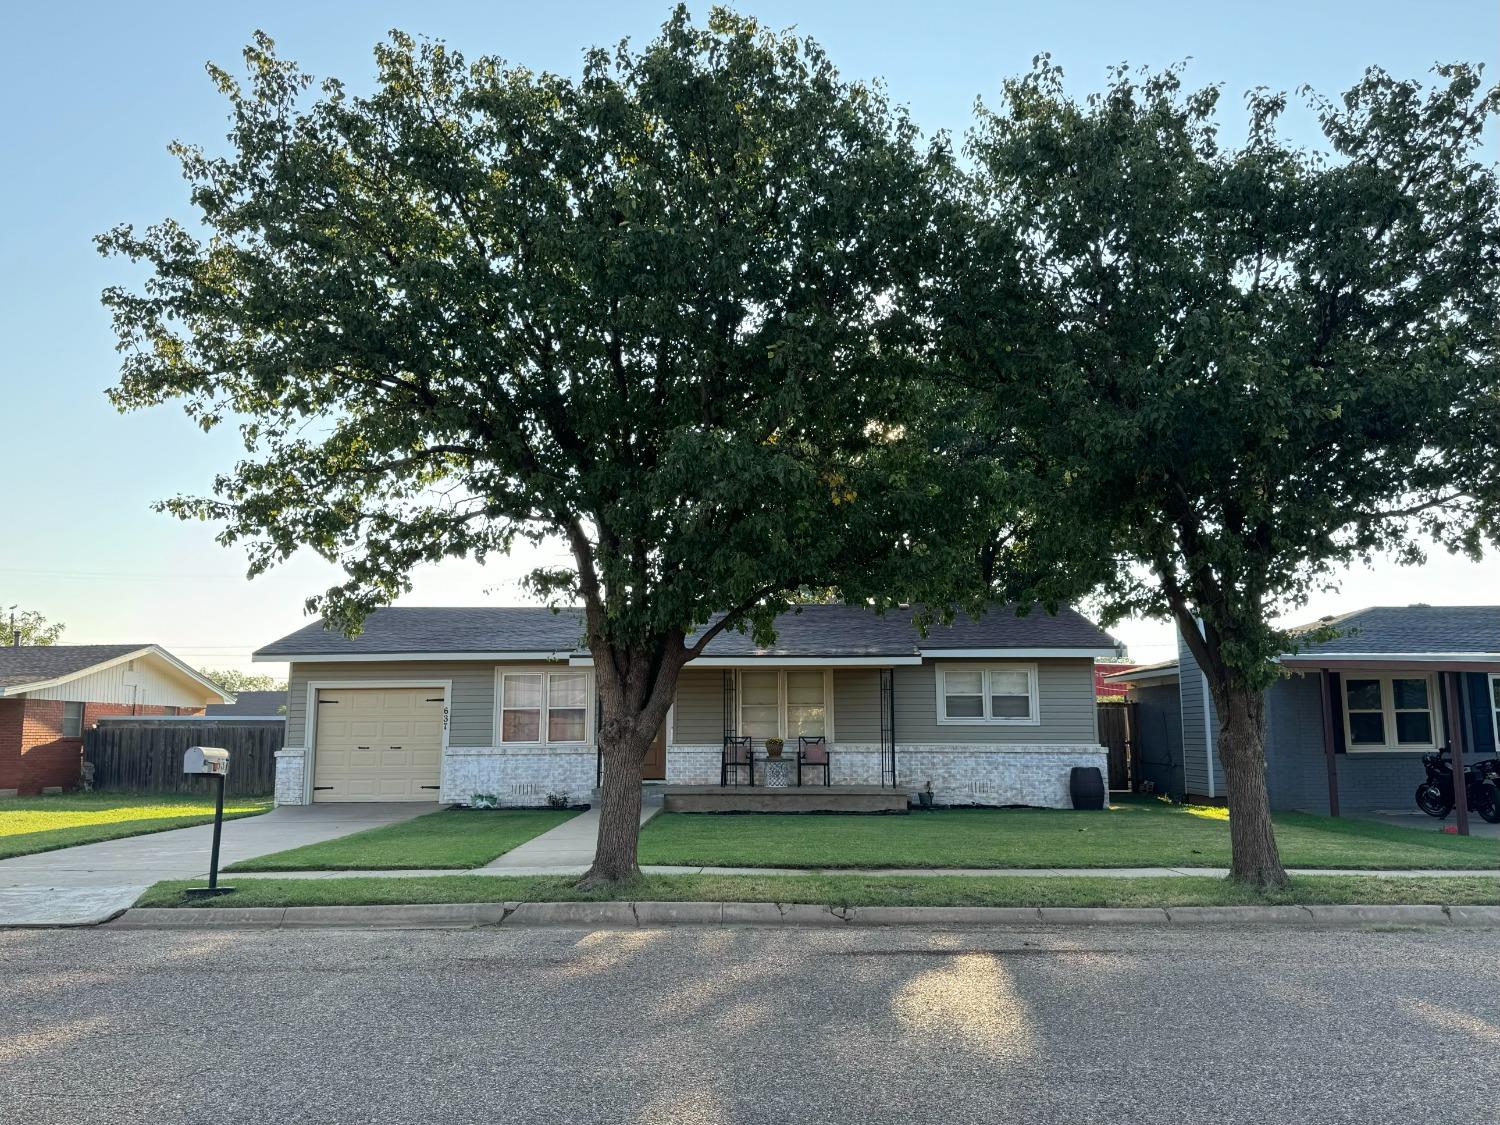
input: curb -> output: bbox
[105,901,1500,931]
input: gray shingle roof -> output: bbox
[0,644,146,689]
[1291,605,1500,656]
[255,604,1118,660]
[205,690,288,717]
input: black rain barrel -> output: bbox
[1069,766,1106,810]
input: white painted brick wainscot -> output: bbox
[273,748,305,806]
[441,745,596,807]
[896,743,1107,808]
[661,741,1106,808]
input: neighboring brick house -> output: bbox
[0,645,234,795]
[1094,662,1137,700]
[255,603,1121,809]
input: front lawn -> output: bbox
[225,807,579,871]
[635,798,1500,870]
[0,793,272,860]
[135,872,1500,910]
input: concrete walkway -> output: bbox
[0,802,429,926]
[482,803,661,871]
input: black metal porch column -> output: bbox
[1318,670,1340,818]
[879,667,896,787]
[1445,671,1470,837]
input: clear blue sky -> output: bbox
[1,1,1495,674]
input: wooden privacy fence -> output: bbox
[1097,702,1137,791]
[84,719,283,796]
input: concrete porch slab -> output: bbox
[662,785,909,814]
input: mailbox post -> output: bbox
[183,746,234,897]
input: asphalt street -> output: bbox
[2,923,1497,1124]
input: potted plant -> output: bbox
[764,737,785,759]
[917,780,935,809]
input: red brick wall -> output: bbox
[0,700,206,795]
[0,699,23,793]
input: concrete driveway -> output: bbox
[0,803,431,926]
[3,923,1497,1124]
[1351,810,1500,840]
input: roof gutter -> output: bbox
[256,650,582,664]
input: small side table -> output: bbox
[762,756,795,788]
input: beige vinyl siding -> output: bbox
[286,661,499,747]
[896,659,1099,744]
[27,654,216,709]
[672,668,724,743]
[833,669,882,742]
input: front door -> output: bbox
[641,723,666,780]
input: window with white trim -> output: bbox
[936,665,1039,724]
[499,671,591,744]
[1341,674,1440,750]
[785,670,827,738]
[500,673,543,742]
[735,670,829,740]
[547,673,588,742]
[1490,675,1499,752]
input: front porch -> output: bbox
[1283,656,1500,836]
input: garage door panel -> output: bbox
[313,688,443,803]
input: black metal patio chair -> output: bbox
[797,736,830,787]
[722,736,753,787]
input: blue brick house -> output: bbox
[1111,605,1500,812]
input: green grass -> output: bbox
[0,793,272,860]
[635,797,1500,870]
[225,807,579,871]
[135,872,1500,910]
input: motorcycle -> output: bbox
[1414,752,1500,824]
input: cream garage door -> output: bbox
[313,688,444,802]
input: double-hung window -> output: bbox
[499,671,592,745]
[1491,675,1500,751]
[546,673,588,742]
[735,670,829,740]
[61,701,84,739]
[1341,674,1440,751]
[936,665,1039,725]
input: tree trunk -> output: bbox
[1212,683,1289,889]
[576,643,684,890]
[577,714,653,888]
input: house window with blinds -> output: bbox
[736,670,829,740]
[936,665,1040,725]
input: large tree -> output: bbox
[3,605,65,646]
[948,60,1500,885]
[99,8,949,885]
[201,668,287,693]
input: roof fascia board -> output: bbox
[1280,652,1500,667]
[1109,669,1180,685]
[919,647,1119,659]
[261,650,580,664]
[655,655,922,668]
[144,645,238,702]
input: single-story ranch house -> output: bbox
[1111,605,1500,812]
[0,645,233,795]
[253,605,1121,809]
